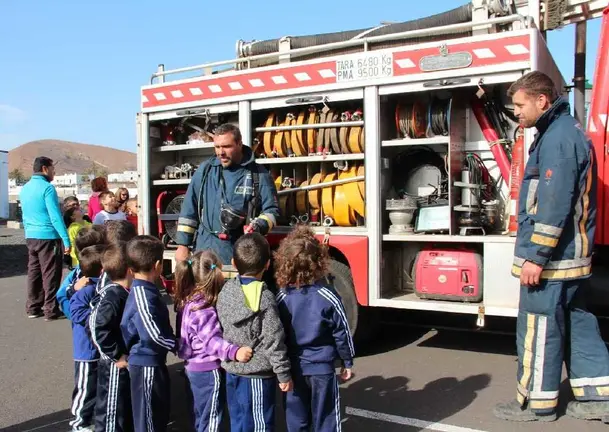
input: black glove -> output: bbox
[63,254,73,270]
[243,218,265,234]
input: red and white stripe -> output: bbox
[393,34,530,75]
[141,34,530,110]
[142,60,336,108]
[588,114,608,133]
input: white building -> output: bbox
[108,170,137,183]
[8,170,138,205]
[52,173,86,187]
[0,150,8,219]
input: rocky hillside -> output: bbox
[8,139,136,176]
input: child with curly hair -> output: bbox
[274,225,355,432]
[174,250,254,432]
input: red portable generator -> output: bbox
[413,247,483,302]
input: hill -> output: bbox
[8,139,137,176]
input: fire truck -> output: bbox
[136,0,609,338]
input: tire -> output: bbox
[327,259,358,336]
[327,259,381,345]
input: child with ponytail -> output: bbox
[174,250,253,432]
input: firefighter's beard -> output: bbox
[219,151,242,168]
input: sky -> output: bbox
[0,0,603,153]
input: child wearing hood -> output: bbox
[216,233,293,431]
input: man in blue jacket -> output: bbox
[494,72,609,423]
[19,156,71,320]
[174,123,280,269]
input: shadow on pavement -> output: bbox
[356,326,431,358]
[0,244,28,278]
[556,378,576,416]
[0,409,72,432]
[167,363,197,432]
[0,363,197,432]
[2,365,576,432]
[418,329,517,356]
[341,373,491,431]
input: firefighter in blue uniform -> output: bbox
[494,71,609,423]
[174,123,279,270]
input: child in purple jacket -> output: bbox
[175,250,253,432]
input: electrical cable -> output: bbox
[464,152,498,203]
[430,98,450,136]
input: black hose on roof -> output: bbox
[238,3,473,59]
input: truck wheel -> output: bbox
[327,259,359,336]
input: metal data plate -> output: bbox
[420,51,473,72]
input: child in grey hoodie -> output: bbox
[216,233,293,432]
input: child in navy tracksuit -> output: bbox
[174,249,254,432]
[274,226,355,432]
[57,225,107,319]
[216,233,293,432]
[90,221,136,297]
[120,235,176,432]
[68,244,107,431]
[89,242,134,432]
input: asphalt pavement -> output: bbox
[2,228,609,431]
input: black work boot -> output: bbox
[493,400,557,422]
[566,401,609,423]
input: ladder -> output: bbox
[544,0,608,28]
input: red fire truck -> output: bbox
[136,0,609,337]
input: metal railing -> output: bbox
[150,14,530,84]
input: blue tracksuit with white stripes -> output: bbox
[276,283,355,432]
[121,279,176,432]
[69,278,100,431]
[90,282,133,432]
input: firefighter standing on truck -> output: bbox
[494,71,609,423]
[174,123,280,271]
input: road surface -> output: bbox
[1,228,608,431]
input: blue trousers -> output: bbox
[517,279,609,414]
[226,373,276,432]
[70,360,98,431]
[285,373,341,432]
[129,365,170,432]
[186,369,225,432]
[95,358,133,432]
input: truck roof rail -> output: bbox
[150,14,529,84]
